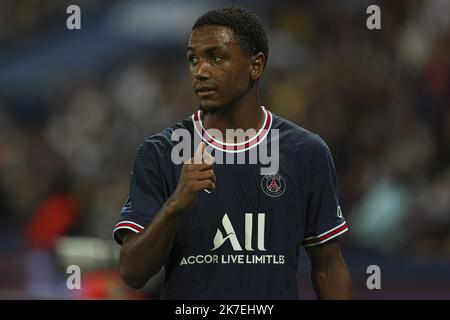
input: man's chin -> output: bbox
[198,102,223,113]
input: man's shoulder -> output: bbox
[273,113,328,150]
[139,116,194,152]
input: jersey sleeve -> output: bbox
[112,140,166,246]
[302,136,348,247]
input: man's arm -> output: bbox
[119,142,215,289]
[305,238,353,299]
[119,201,185,289]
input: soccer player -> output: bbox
[113,6,353,299]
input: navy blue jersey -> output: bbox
[113,106,348,299]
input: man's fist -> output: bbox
[166,142,215,215]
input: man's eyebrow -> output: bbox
[186,45,224,53]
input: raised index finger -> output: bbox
[193,141,207,164]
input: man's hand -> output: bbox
[120,142,215,288]
[166,142,216,215]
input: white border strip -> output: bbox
[115,220,144,230]
[198,106,268,146]
[303,227,348,247]
[113,226,141,234]
[303,221,347,240]
[112,221,145,247]
[192,108,273,153]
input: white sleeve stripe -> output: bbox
[303,221,347,240]
[113,226,142,234]
[303,227,348,247]
[114,220,145,229]
[111,225,144,247]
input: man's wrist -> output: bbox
[164,196,185,218]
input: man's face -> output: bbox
[187,25,253,112]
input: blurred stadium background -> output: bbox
[0,0,449,299]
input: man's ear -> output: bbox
[250,52,265,81]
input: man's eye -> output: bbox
[211,55,223,63]
[188,56,198,66]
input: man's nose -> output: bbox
[194,60,211,80]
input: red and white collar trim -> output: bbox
[192,106,273,153]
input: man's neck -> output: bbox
[201,92,265,144]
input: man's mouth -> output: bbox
[195,86,217,97]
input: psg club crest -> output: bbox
[261,173,286,197]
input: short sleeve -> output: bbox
[112,141,166,246]
[302,136,348,247]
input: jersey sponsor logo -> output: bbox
[179,213,285,266]
[211,213,266,251]
[261,173,286,197]
[211,214,242,251]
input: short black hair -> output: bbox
[192,6,269,65]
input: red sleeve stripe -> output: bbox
[113,221,144,234]
[302,222,348,247]
[303,221,347,241]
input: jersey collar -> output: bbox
[192,106,273,153]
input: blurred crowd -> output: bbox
[260,0,450,257]
[0,0,449,298]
